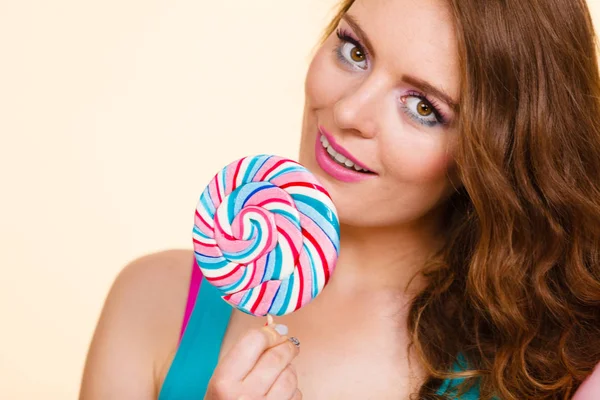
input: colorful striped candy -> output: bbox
[193,155,340,316]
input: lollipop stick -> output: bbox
[266,314,274,326]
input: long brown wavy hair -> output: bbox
[321,1,600,399]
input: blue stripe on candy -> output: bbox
[227,188,237,226]
[292,194,340,252]
[227,181,271,223]
[271,245,283,280]
[263,247,276,282]
[219,169,227,198]
[219,266,249,293]
[236,182,273,212]
[247,155,271,182]
[193,253,229,270]
[192,225,212,240]
[269,276,288,314]
[241,157,259,186]
[269,209,301,230]
[260,252,270,282]
[239,288,253,308]
[267,165,305,181]
[225,182,273,217]
[305,242,319,298]
[278,274,295,314]
[200,189,216,218]
[193,252,221,260]
[266,282,282,314]
[238,183,275,211]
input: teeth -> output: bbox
[320,134,371,173]
[334,153,347,164]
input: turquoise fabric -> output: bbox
[159,277,481,399]
[159,278,233,399]
[437,354,481,399]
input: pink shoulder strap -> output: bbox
[179,260,203,341]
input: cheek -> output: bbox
[383,137,455,184]
[305,46,342,109]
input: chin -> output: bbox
[326,192,383,228]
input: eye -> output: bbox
[335,29,368,70]
[400,94,446,127]
[340,42,367,67]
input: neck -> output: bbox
[328,209,446,297]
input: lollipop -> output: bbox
[192,155,340,316]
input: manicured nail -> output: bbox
[274,324,288,336]
[289,337,300,348]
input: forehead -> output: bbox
[347,0,459,98]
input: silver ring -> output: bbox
[289,337,300,348]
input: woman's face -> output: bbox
[299,0,461,228]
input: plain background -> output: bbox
[1,1,600,398]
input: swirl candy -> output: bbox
[193,155,340,316]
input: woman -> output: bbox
[80,0,600,398]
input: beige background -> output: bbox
[1,1,599,398]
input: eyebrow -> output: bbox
[403,75,459,111]
[341,13,459,111]
[342,14,376,58]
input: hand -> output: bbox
[205,322,302,400]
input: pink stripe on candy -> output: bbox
[255,197,294,209]
[231,159,243,191]
[256,159,287,182]
[242,257,268,291]
[192,241,221,258]
[195,210,213,236]
[271,172,317,188]
[210,174,222,205]
[243,186,291,208]
[252,281,281,316]
[279,180,329,196]
[302,225,330,283]
[296,250,314,308]
[204,263,244,285]
[214,210,236,241]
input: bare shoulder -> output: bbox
[114,248,194,307]
[106,248,194,337]
[80,249,194,399]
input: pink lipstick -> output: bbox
[314,126,377,183]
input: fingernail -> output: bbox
[274,324,288,335]
[289,337,300,348]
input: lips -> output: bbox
[314,126,377,183]
[318,126,374,172]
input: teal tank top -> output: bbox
[158,265,481,399]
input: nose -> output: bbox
[333,75,386,139]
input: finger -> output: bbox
[265,365,299,400]
[214,326,288,381]
[243,338,300,394]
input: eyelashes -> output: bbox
[335,28,368,70]
[402,91,447,126]
[333,27,447,127]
